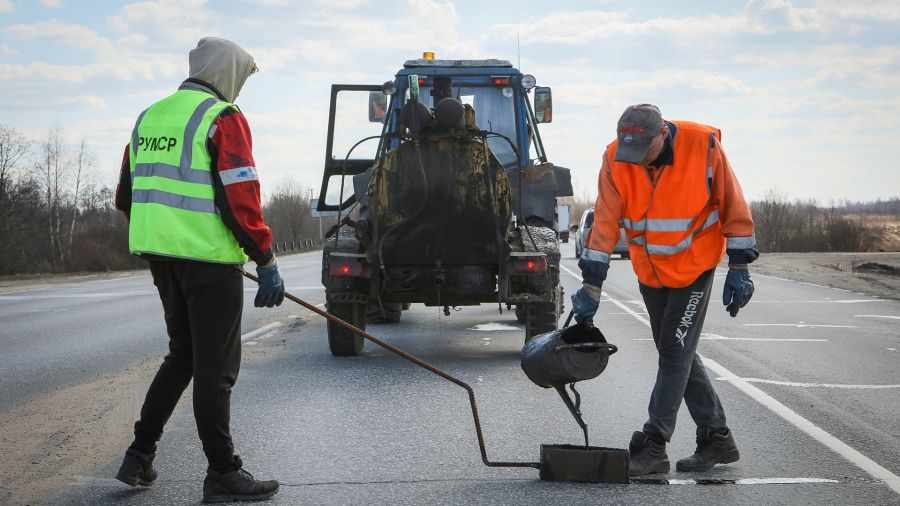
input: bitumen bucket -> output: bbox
[539,444,630,484]
[522,314,629,483]
[520,316,617,389]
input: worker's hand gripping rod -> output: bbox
[242,271,540,469]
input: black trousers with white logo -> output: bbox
[130,260,243,472]
[638,268,727,442]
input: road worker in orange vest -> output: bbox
[571,104,758,476]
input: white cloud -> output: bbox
[241,0,365,6]
[0,0,12,13]
[40,0,62,7]
[0,43,17,56]
[4,20,115,54]
[0,93,107,110]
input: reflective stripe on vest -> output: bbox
[127,90,247,264]
[608,121,726,287]
[627,209,720,254]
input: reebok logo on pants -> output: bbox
[675,291,705,348]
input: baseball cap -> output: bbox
[614,104,664,164]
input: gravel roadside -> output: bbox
[747,252,900,300]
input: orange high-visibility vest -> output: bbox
[607,121,725,288]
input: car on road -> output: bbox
[574,209,629,259]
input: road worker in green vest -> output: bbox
[114,37,282,503]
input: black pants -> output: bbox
[639,269,727,442]
[130,260,243,471]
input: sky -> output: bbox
[1,0,899,204]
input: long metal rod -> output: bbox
[243,271,540,469]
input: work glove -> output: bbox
[571,283,603,326]
[255,260,285,308]
[723,264,754,317]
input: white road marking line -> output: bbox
[702,332,827,342]
[0,291,157,300]
[717,378,900,389]
[855,315,900,320]
[886,348,897,352]
[635,477,840,486]
[634,334,827,342]
[241,322,284,342]
[559,263,900,496]
[735,478,839,485]
[751,300,884,304]
[744,323,856,328]
[468,323,520,331]
[746,272,853,292]
[706,355,900,495]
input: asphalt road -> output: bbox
[2,244,899,505]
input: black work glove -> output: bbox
[723,264,754,317]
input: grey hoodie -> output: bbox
[188,37,256,103]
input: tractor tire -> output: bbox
[514,304,527,323]
[525,284,563,342]
[327,302,366,356]
[367,302,402,323]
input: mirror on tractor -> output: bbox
[369,91,387,123]
[534,87,552,123]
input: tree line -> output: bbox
[570,191,898,253]
[0,124,327,277]
[1,123,897,277]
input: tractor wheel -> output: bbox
[525,284,563,342]
[367,302,402,323]
[514,304,527,323]
[327,302,366,356]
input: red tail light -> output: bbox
[491,76,510,86]
[512,257,548,273]
[329,259,363,277]
[418,77,426,85]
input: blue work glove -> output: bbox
[255,261,285,308]
[723,265,754,317]
[571,283,603,326]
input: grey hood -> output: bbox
[188,37,256,103]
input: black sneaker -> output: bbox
[115,448,157,487]
[203,456,279,503]
[628,431,670,476]
[676,428,740,472]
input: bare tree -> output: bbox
[35,124,68,269]
[68,140,93,252]
[0,125,30,204]
[263,178,315,247]
[0,125,33,265]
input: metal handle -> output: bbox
[563,310,574,327]
[243,270,541,470]
[553,342,618,355]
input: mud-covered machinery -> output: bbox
[316,55,573,356]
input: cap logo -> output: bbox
[624,134,633,143]
[618,125,646,137]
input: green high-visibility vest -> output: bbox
[128,89,248,264]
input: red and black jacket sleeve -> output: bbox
[115,145,132,220]
[208,107,274,266]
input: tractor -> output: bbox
[316,54,573,356]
